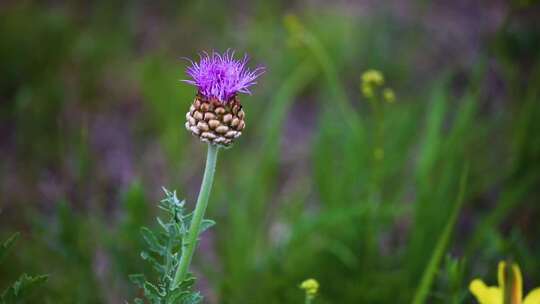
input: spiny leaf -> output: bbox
[157,217,168,231]
[143,281,163,301]
[140,227,165,255]
[131,187,208,304]
[180,292,203,304]
[168,288,191,303]
[1,273,48,303]
[129,274,146,288]
[200,219,216,234]
[141,251,166,274]
[0,233,20,264]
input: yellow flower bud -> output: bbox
[361,70,384,87]
[383,88,395,103]
[361,83,374,98]
[300,278,319,299]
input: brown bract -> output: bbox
[185,94,245,147]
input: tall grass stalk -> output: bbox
[173,144,219,288]
[411,165,469,304]
[284,15,361,130]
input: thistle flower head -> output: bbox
[183,50,265,103]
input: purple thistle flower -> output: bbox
[183,50,265,103]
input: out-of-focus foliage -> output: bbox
[0,233,48,304]
[0,1,539,303]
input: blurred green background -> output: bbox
[1,1,540,303]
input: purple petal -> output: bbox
[182,50,265,102]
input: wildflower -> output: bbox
[383,88,396,103]
[184,50,264,147]
[300,278,319,301]
[470,261,540,304]
[360,69,384,99]
[361,82,374,98]
[361,69,384,87]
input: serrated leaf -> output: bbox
[131,187,209,304]
[1,273,48,302]
[0,233,20,264]
[167,287,190,303]
[140,227,165,255]
[141,251,165,274]
[129,274,146,288]
[177,273,196,290]
[157,217,168,231]
[143,281,163,299]
[180,292,203,304]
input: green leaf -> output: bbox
[181,213,194,234]
[140,227,165,255]
[167,288,190,303]
[180,292,202,304]
[141,251,165,274]
[157,217,168,231]
[131,188,208,304]
[199,219,216,234]
[0,233,20,264]
[178,273,196,290]
[143,281,163,301]
[1,273,48,303]
[129,274,146,288]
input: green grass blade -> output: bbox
[411,165,469,304]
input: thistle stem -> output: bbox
[172,144,219,288]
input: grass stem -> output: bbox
[411,165,469,304]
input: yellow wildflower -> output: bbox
[361,69,384,86]
[361,82,374,98]
[470,261,540,304]
[360,70,385,99]
[300,278,319,299]
[383,88,396,103]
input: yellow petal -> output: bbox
[470,279,503,304]
[523,288,540,304]
[498,261,524,304]
[499,261,507,290]
[511,264,523,303]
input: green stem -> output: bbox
[411,165,468,304]
[172,144,219,289]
